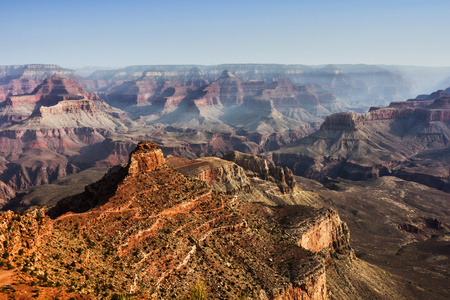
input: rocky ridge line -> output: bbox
[0,142,370,299]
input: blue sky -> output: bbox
[1,0,449,68]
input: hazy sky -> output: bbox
[1,0,449,68]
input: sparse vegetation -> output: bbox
[181,280,206,300]
[111,293,134,300]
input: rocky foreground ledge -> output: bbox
[0,142,412,299]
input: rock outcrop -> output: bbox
[168,151,320,207]
[5,74,96,109]
[127,141,165,174]
[166,155,251,194]
[224,151,297,193]
[296,209,351,255]
[0,181,15,207]
[0,74,115,128]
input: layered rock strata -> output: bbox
[0,64,80,102]
[271,91,450,192]
[0,75,133,202]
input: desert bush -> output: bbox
[182,280,206,300]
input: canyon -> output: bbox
[0,64,449,203]
[0,64,449,299]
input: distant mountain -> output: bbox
[3,64,450,109]
[0,64,80,101]
[84,63,448,110]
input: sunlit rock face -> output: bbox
[127,141,165,175]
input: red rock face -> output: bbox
[187,71,247,108]
[127,142,165,174]
[153,85,196,112]
[274,270,327,300]
[104,73,201,108]
[366,107,415,121]
[297,209,350,254]
[1,74,101,126]
[106,76,158,106]
[27,74,97,105]
[412,97,450,122]
[217,72,245,106]
[389,100,434,109]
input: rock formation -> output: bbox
[127,141,165,174]
[84,64,420,109]
[0,64,80,102]
[296,209,351,255]
[223,151,297,194]
[0,181,15,207]
[166,155,251,194]
[0,143,364,299]
[0,75,135,202]
[271,90,450,192]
